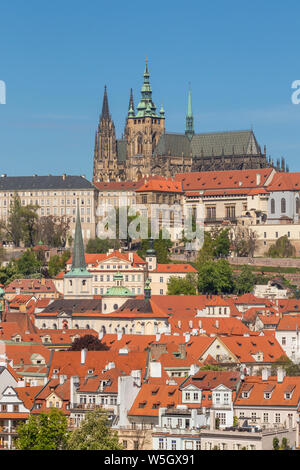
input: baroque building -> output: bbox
[93,62,285,183]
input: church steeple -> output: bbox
[185,85,194,140]
[93,85,118,183]
[70,203,88,273]
[128,88,135,113]
[136,59,158,118]
[101,85,110,120]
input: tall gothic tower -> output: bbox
[124,61,165,180]
[93,86,118,182]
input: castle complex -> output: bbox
[93,61,287,183]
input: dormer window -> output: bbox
[242,392,249,398]
[264,392,271,399]
[285,393,291,400]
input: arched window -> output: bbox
[296,198,300,214]
[271,199,275,214]
[53,323,57,330]
[281,198,286,214]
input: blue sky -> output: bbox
[1,0,300,179]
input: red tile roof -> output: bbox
[153,264,197,273]
[267,172,300,192]
[175,168,274,191]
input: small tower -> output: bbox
[64,204,93,299]
[146,238,157,271]
[185,85,194,140]
[0,284,5,322]
[144,278,151,300]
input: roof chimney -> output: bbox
[80,348,87,365]
[256,173,261,186]
[277,367,286,383]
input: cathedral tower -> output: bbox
[125,60,165,180]
[93,86,118,182]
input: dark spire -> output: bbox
[128,88,134,112]
[71,203,87,272]
[101,85,110,120]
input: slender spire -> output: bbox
[136,59,158,118]
[128,88,135,112]
[185,84,194,140]
[71,203,87,272]
[101,85,110,120]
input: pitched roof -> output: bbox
[0,175,94,191]
[267,172,300,192]
[5,279,57,294]
[181,370,240,391]
[175,168,273,191]
[219,336,286,363]
[136,179,183,193]
[235,375,300,407]
[153,264,197,273]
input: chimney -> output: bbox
[262,368,271,381]
[117,331,123,341]
[156,333,161,342]
[59,374,67,385]
[184,333,191,343]
[198,320,202,329]
[149,361,162,378]
[62,173,66,181]
[256,173,261,186]
[80,348,87,365]
[277,367,286,383]
[215,320,219,329]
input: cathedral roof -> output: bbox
[191,130,260,157]
[153,129,261,159]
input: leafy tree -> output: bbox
[267,236,296,258]
[35,216,70,247]
[16,249,41,277]
[271,355,300,376]
[234,265,256,294]
[48,250,71,278]
[280,437,290,450]
[15,408,69,450]
[230,225,258,257]
[86,237,120,254]
[195,228,231,268]
[5,194,24,246]
[273,438,279,450]
[20,204,39,247]
[213,228,231,258]
[138,229,172,264]
[70,334,109,351]
[167,273,197,295]
[0,262,19,285]
[198,259,234,295]
[66,409,123,450]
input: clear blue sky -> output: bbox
[1,0,300,180]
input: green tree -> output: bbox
[48,250,71,278]
[273,438,280,451]
[167,273,197,295]
[267,236,296,258]
[234,265,256,294]
[21,204,39,247]
[16,249,41,277]
[198,259,234,295]
[86,237,120,254]
[5,194,23,246]
[280,437,290,450]
[66,409,123,450]
[15,408,69,450]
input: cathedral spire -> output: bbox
[185,84,194,140]
[101,85,110,120]
[128,88,135,112]
[136,59,158,118]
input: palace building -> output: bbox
[92,61,285,183]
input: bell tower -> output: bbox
[125,60,165,180]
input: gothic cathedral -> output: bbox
[93,62,285,183]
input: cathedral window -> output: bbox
[271,199,275,214]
